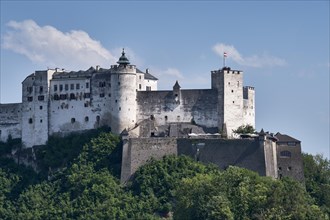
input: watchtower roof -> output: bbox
[117,48,130,65]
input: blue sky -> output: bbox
[0,1,329,157]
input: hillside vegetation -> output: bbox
[0,131,329,219]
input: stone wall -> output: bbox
[120,136,280,183]
[121,137,178,183]
[277,142,304,182]
[177,138,269,176]
[136,89,218,129]
[0,103,22,142]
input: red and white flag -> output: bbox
[224,52,227,57]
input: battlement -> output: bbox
[211,67,242,75]
[244,86,255,90]
[110,64,136,73]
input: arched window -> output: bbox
[280,150,291,158]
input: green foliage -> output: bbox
[0,130,328,219]
[233,124,256,134]
[174,166,326,220]
[35,127,111,174]
[303,153,330,216]
[0,138,21,155]
[131,155,220,214]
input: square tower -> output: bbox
[211,67,246,137]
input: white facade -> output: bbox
[0,51,255,148]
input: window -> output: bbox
[119,107,121,111]
[29,118,33,124]
[99,93,105,98]
[54,94,59,100]
[237,81,240,87]
[232,101,235,104]
[54,85,58,91]
[27,97,33,102]
[39,86,43,93]
[65,84,69,91]
[85,116,89,122]
[27,86,33,93]
[60,94,67,100]
[71,118,76,123]
[40,119,43,123]
[70,93,76,100]
[38,95,44,101]
[96,116,100,123]
[86,82,89,89]
[146,86,151,91]
[118,82,120,86]
[115,100,118,103]
[109,93,111,97]
[288,142,297,146]
[287,166,292,171]
[60,85,63,91]
[280,151,292,158]
[139,75,141,79]
[70,84,74,90]
[165,116,168,121]
[228,82,230,85]
[139,84,141,90]
[231,90,234,93]
[84,93,91,98]
[99,82,106,87]
[76,83,80,89]
[39,106,43,110]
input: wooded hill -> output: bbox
[0,129,329,219]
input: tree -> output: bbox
[233,124,256,134]
[303,153,330,216]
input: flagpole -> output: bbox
[223,52,227,68]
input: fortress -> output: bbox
[0,50,304,182]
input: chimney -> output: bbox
[146,68,149,74]
[96,65,100,71]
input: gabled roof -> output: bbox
[136,68,158,80]
[275,132,300,142]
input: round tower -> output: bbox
[110,49,137,134]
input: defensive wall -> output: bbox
[120,135,278,183]
[0,103,22,142]
[137,89,218,129]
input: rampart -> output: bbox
[0,103,22,142]
[120,136,278,183]
[137,89,218,128]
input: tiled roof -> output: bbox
[275,132,300,142]
[136,68,158,80]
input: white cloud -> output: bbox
[150,67,184,90]
[212,43,286,68]
[2,20,116,70]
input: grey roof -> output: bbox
[275,132,300,142]
[136,68,158,80]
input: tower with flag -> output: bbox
[223,52,227,67]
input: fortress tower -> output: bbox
[21,69,56,147]
[110,49,137,134]
[211,67,255,137]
